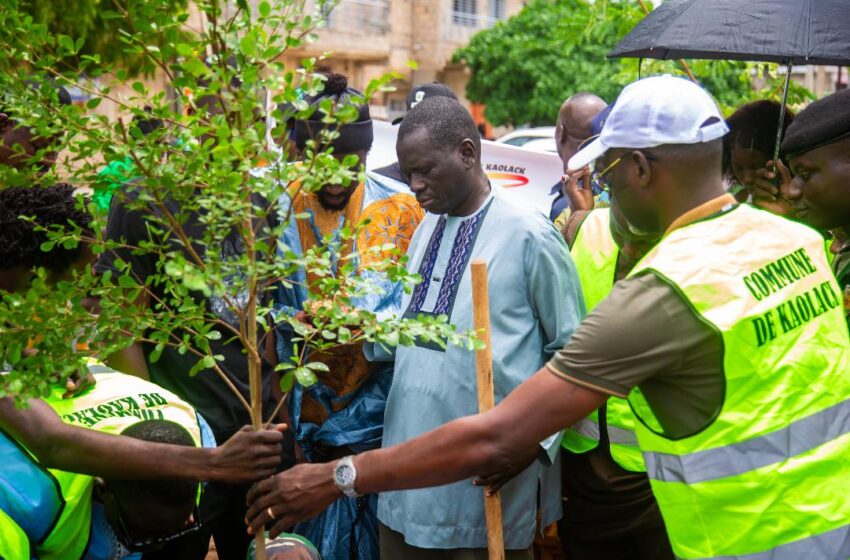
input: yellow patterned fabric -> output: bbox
[357,193,423,267]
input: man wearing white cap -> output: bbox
[246,76,850,560]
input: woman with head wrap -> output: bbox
[723,100,794,212]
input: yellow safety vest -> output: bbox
[1,361,202,560]
[628,204,850,559]
[0,507,30,560]
[562,209,644,472]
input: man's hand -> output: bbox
[62,366,96,399]
[208,424,288,483]
[472,442,540,495]
[563,167,594,212]
[752,160,794,217]
[245,462,340,538]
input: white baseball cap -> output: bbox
[567,75,729,171]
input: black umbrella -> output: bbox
[608,0,850,162]
[608,0,850,66]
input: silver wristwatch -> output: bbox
[333,455,359,498]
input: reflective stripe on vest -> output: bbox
[627,204,850,560]
[564,209,645,472]
[645,396,850,485]
[26,362,203,560]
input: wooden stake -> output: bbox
[471,260,505,560]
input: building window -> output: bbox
[489,0,505,21]
[452,0,478,26]
[317,0,334,27]
[317,0,389,33]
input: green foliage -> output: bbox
[454,0,814,126]
[18,0,188,73]
[453,0,645,126]
[0,0,474,412]
[617,59,816,115]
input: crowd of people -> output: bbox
[2,68,850,560]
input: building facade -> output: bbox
[277,0,525,124]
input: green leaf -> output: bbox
[258,1,271,17]
[58,35,74,54]
[279,370,295,392]
[202,355,216,369]
[8,344,22,365]
[337,326,351,343]
[118,275,138,289]
[176,43,194,57]
[304,361,330,373]
[86,97,103,110]
[294,367,318,388]
[149,343,165,363]
[240,34,257,58]
[181,57,208,78]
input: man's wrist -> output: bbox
[321,462,344,500]
[202,446,225,481]
[332,455,359,498]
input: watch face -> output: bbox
[335,464,355,486]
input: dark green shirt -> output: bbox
[547,273,725,439]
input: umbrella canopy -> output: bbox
[608,0,850,66]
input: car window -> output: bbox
[503,137,530,146]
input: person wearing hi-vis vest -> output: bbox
[0,365,213,560]
[558,194,670,558]
[245,75,850,560]
[554,103,672,559]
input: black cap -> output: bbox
[392,82,458,125]
[781,88,850,160]
[292,73,373,153]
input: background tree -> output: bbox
[454,0,813,127]
[20,0,188,72]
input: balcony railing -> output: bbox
[444,10,500,43]
[317,0,390,35]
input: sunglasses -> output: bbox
[591,156,625,193]
[591,150,662,193]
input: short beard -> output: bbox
[317,191,351,211]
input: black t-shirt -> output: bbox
[560,406,665,541]
[96,190,294,467]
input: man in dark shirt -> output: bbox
[97,93,295,560]
[560,199,671,560]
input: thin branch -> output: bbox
[263,393,288,427]
[111,0,177,83]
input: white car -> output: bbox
[495,126,557,152]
